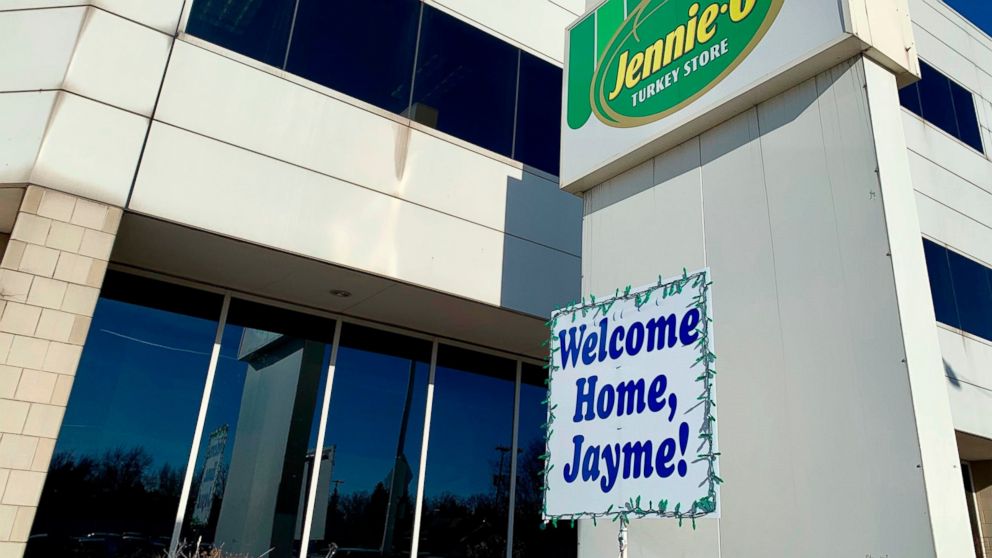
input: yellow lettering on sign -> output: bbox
[609,51,629,101]
[729,0,756,22]
[625,52,645,88]
[697,4,720,43]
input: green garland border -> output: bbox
[538,269,720,531]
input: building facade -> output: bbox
[568,0,992,557]
[0,1,990,558]
[0,1,583,557]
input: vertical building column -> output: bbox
[0,186,120,557]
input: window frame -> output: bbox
[178,0,565,179]
[899,60,986,155]
[94,264,547,558]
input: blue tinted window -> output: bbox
[285,0,420,114]
[187,0,296,68]
[923,239,961,328]
[898,82,922,117]
[30,272,222,557]
[419,345,516,557]
[515,52,563,176]
[310,324,431,557]
[950,80,984,152]
[513,364,577,556]
[919,62,959,137]
[903,62,985,154]
[412,6,518,157]
[947,248,992,341]
[178,299,336,557]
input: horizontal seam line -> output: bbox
[907,149,992,197]
[175,37,558,180]
[0,88,150,119]
[915,190,992,235]
[145,120,581,259]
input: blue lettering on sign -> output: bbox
[562,421,692,493]
[557,309,701,370]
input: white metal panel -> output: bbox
[911,0,992,62]
[946,378,992,442]
[864,57,975,558]
[427,0,576,63]
[0,0,80,8]
[909,151,992,229]
[903,113,992,193]
[916,193,992,267]
[156,41,581,256]
[92,0,184,33]
[31,91,146,206]
[849,0,918,77]
[0,92,58,183]
[129,122,508,308]
[756,67,929,557]
[499,234,580,316]
[907,0,980,63]
[939,327,992,397]
[156,41,407,201]
[580,140,705,296]
[0,7,84,92]
[63,7,171,116]
[698,108,799,555]
[913,25,982,94]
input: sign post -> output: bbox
[541,270,719,552]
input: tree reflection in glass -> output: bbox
[511,364,577,557]
[28,272,223,558]
[308,324,431,558]
[418,346,516,558]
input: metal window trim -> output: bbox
[409,340,439,558]
[168,293,231,557]
[506,360,523,558]
[109,263,544,366]
[299,319,343,557]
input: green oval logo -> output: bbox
[586,0,783,128]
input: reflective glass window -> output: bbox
[419,346,516,557]
[29,272,223,558]
[904,61,986,154]
[512,364,577,556]
[898,82,922,117]
[947,249,992,341]
[177,299,336,558]
[307,324,431,557]
[923,239,961,329]
[950,79,984,152]
[286,0,421,114]
[412,6,518,157]
[187,0,296,68]
[515,52,563,176]
[919,62,959,137]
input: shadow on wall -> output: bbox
[583,58,856,216]
[500,172,582,318]
[946,358,961,388]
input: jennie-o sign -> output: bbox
[587,0,782,127]
[541,270,718,527]
[562,0,851,188]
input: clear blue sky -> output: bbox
[945,0,992,35]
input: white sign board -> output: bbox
[542,270,718,524]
